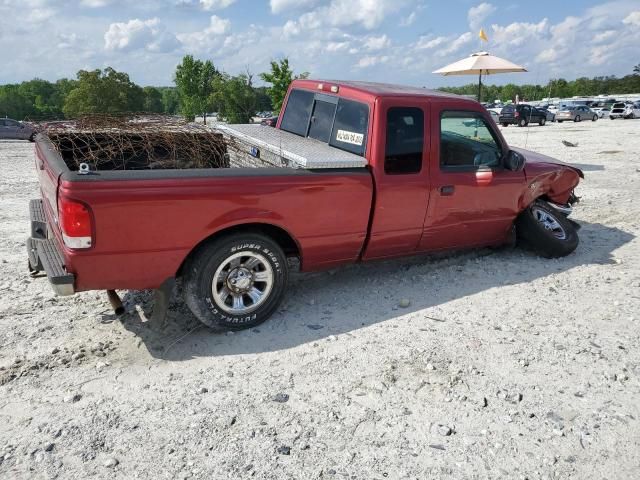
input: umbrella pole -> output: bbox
[478,71,482,103]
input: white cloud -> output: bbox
[415,35,447,50]
[491,19,548,47]
[57,33,79,49]
[176,15,231,53]
[282,0,403,34]
[200,0,236,10]
[27,7,55,23]
[270,0,321,14]
[439,31,473,56]
[80,0,112,7]
[400,11,417,27]
[468,2,495,31]
[326,41,350,52]
[104,18,179,53]
[356,55,389,68]
[592,30,616,43]
[623,10,640,26]
[363,34,390,51]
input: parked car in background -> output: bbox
[486,110,500,123]
[556,105,598,123]
[260,115,279,127]
[538,106,556,122]
[609,102,640,119]
[0,118,36,140]
[499,104,547,127]
[591,106,610,118]
[546,104,560,116]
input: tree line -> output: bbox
[1,58,638,121]
[438,66,640,103]
[0,56,305,122]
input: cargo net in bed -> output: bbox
[39,114,284,171]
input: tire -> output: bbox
[502,123,509,127]
[574,115,581,122]
[610,116,614,120]
[518,118,528,127]
[182,233,289,330]
[516,200,579,258]
[592,115,598,122]
[631,113,636,119]
[539,117,546,126]
[558,120,563,123]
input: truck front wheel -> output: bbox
[182,233,288,330]
[516,201,579,258]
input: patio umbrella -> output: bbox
[433,51,527,102]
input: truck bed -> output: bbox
[33,134,374,292]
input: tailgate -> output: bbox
[34,136,68,227]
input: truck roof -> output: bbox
[291,79,464,101]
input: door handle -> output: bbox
[440,185,455,196]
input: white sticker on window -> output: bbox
[335,129,364,146]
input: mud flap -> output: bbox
[150,278,175,327]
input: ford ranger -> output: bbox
[27,79,583,330]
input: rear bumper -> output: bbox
[27,199,75,296]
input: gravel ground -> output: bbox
[1,119,639,479]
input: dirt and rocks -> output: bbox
[1,119,639,479]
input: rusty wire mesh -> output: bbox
[38,114,230,171]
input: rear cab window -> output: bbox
[280,88,369,157]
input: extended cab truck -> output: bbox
[27,80,583,330]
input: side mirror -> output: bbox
[505,150,525,171]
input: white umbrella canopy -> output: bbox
[433,51,527,101]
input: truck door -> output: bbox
[363,100,431,259]
[419,107,525,251]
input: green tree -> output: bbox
[160,87,180,115]
[174,55,221,121]
[259,58,309,112]
[0,85,33,119]
[634,64,640,75]
[214,73,257,123]
[254,86,273,111]
[63,67,144,117]
[143,86,164,113]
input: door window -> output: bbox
[384,107,424,174]
[440,111,502,169]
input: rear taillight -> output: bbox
[58,197,93,249]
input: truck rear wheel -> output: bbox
[182,233,288,330]
[516,200,578,258]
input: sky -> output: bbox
[1,0,639,87]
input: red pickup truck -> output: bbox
[27,79,582,330]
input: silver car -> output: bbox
[555,105,598,123]
[0,118,36,140]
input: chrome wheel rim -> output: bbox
[212,251,274,314]
[532,207,566,240]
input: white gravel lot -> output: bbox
[1,119,639,479]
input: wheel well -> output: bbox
[176,223,301,277]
